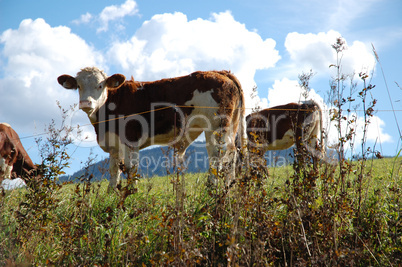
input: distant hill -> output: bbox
[60,142,335,182]
[61,142,210,182]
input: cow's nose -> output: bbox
[79,100,93,110]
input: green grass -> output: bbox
[1,157,401,266]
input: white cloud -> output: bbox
[71,0,139,32]
[284,30,376,77]
[72,12,93,25]
[106,11,281,112]
[0,18,103,132]
[364,115,392,144]
[267,78,323,107]
[97,0,139,32]
[327,0,381,31]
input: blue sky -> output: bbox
[1,0,401,175]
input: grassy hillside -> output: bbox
[1,156,401,266]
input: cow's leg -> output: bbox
[205,130,237,187]
[108,152,122,192]
[293,123,305,174]
[301,119,322,170]
[238,113,249,172]
[249,148,266,172]
[307,129,319,170]
[124,146,139,182]
[222,108,243,187]
[205,131,222,186]
[223,142,237,187]
[310,129,324,171]
[221,129,238,188]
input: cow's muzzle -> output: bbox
[79,100,93,112]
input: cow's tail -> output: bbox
[238,97,248,159]
[219,71,248,158]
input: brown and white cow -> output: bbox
[58,67,247,190]
[0,123,37,184]
[245,100,324,164]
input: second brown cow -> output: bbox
[245,100,324,164]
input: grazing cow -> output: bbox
[245,100,324,165]
[58,67,247,190]
[0,123,36,183]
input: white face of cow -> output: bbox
[57,67,126,117]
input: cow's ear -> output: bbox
[106,74,126,89]
[58,75,77,89]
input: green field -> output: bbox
[1,156,401,266]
